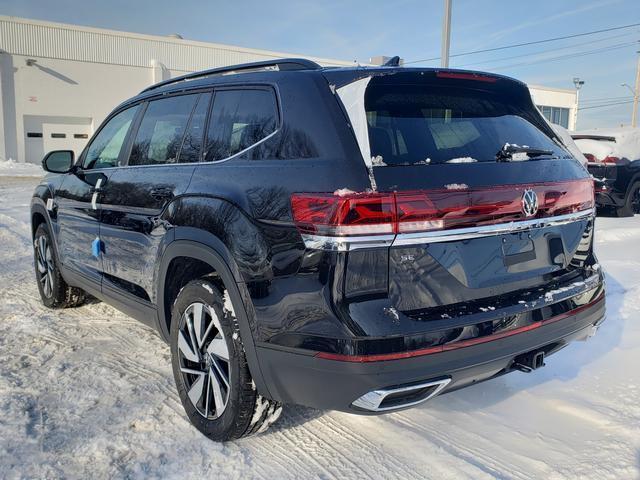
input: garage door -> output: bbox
[24,115,92,164]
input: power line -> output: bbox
[404,22,640,65]
[581,95,634,104]
[579,100,634,110]
[456,31,634,68]
[488,41,637,71]
[580,95,632,102]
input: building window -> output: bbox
[51,133,66,138]
[27,132,43,138]
[537,105,570,129]
[74,133,89,139]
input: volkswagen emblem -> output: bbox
[521,189,539,217]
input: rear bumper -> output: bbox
[256,294,605,413]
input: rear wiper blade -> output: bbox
[496,144,555,162]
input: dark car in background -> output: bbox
[573,128,640,216]
[31,59,605,442]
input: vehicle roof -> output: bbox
[118,58,528,111]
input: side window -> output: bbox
[178,92,211,163]
[83,105,139,169]
[204,89,278,162]
[128,94,198,166]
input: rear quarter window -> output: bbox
[204,88,278,162]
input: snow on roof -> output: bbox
[572,127,640,161]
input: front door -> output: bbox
[99,92,210,308]
[55,105,140,285]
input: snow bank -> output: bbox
[0,159,44,177]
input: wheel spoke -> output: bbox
[204,371,212,417]
[180,366,206,375]
[207,335,229,361]
[178,330,200,362]
[187,372,206,407]
[211,357,229,389]
[192,303,206,348]
[35,243,46,273]
[209,366,225,415]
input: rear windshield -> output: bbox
[365,84,567,165]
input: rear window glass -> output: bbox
[365,84,566,165]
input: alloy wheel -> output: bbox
[35,234,54,298]
[177,302,231,419]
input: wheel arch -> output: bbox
[156,227,272,398]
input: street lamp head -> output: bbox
[573,77,585,90]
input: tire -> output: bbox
[170,279,282,441]
[615,181,640,217]
[33,223,86,308]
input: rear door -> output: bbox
[339,72,594,313]
[98,91,210,310]
[55,105,139,285]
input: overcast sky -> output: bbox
[1,0,639,129]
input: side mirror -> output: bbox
[42,150,75,174]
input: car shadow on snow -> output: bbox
[411,272,626,413]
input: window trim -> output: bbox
[77,83,281,171]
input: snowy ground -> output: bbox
[0,173,639,479]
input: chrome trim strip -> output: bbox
[352,378,451,412]
[301,233,395,252]
[393,208,594,246]
[301,209,594,251]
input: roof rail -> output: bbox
[142,58,322,93]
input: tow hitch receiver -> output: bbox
[513,350,546,373]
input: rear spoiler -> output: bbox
[571,135,616,142]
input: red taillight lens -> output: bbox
[290,192,396,236]
[602,156,624,165]
[291,179,593,237]
[584,153,596,162]
[395,192,441,232]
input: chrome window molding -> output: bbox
[301,208,594,251]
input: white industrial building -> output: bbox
[0,16,578,164]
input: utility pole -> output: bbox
[573,77,585,130]
[441,0,452,68]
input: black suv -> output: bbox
[31,59,605,441]
[572,131,640,216]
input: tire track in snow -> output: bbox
[386,412,537,480]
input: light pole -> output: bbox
[573,77,585,131]
[441,0,452,68]
[622,51,640,128]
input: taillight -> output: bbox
[602,156,627,165]
[584,153,596,162]
[291,179,594,238]
[290,192,396,236]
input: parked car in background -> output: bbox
[573,127,640,216]
[31,59,605,442]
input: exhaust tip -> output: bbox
[352,377,451,412]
